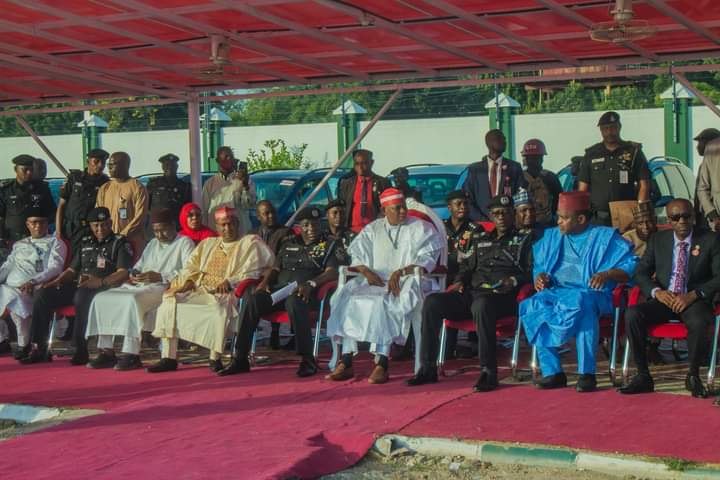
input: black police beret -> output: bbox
[325,199,346,212]
[25,207,48,219]
[87,207,111,223]
[159,153,179,163]
[295,207,322,222]
[597,111,620,126]
[12,154,35,167]
[87,149,109,161]
[487,194,514,210]
[446,190,467,203]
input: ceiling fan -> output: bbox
[195,35,231,81]
[590,0,657,43]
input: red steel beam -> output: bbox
[645,0,720,45]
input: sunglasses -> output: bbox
[669,213,692,222]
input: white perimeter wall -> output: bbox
[0,106,717,179]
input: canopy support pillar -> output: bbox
[188,97,203,204]
[286,89,403,227]
[14,115,68,177]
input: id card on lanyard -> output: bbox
[96,255,106,269]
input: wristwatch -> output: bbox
[695,288,706,299]
[307,280,318,289]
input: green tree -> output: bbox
[595,85,655,110]
[541,81,595,112]
[245,138,311,172]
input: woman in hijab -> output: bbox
[179,202,217,244]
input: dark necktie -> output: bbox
[671,241,688,293]
[360,177,368,217]
[489,160,498,197]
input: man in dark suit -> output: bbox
[462,129,526,222]
[336,149,390,233]
[620,198,720,398]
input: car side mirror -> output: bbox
[655,195,673,208]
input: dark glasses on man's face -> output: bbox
[669,213,692,222]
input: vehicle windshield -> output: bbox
[253,177,297,207]
[407,174,461,208]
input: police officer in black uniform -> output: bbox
[0,155,56,246]
[324,198,355,264]
[408,194,533,392]
[22,207,133,365]
[220,207,342,378]
[57,148,110,255]
[147,153,192,229]
[578,111,651,225]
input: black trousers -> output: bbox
[30,284,105,352]
[235,288,316,359]
[625,299,713,375]
[420,291,516,372]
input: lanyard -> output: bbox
[385,223,402,250]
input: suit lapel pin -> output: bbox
[692,245,701,256]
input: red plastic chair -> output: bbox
[436,284,534,377]
[527,284,628,384]
[621,286,720,387]
[242,279,338,365]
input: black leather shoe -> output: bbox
[535,372,567,389]
[685,374,708,398]
[87,351,117,369]
[0,339,11,355]
[473,369,499,393]
[405,367,438,386]
[618,373,654,394]
[217,357,250,376]
[576,374,597,393]
[70,350,89,366]
[296,357,319,378]
[13,344,31,361]
[114,354,142,371]
[146,358,178,373]
[209,358,224,373]
[19,349,51,364]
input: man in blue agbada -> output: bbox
[520,191,638,392]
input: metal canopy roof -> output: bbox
[1,0,720,107]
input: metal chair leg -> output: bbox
[46,312,58,360]
[511,318,522,379]
[530,345,539,381]
[313,298,326,360]
[609,306,620,386]
[622,338,631,385]
[249,330,257,366]
[437,322,447,377]
[708,315,720,388]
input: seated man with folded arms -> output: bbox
[85,208,195,371]
[620,199,720,398]
[324,199,355,264]
[23,207,132,365]
[147,207,274,374]
[220,207,343,377]
[407,194,533,391]
[325,188,443,384]
[520,191,637,392]
[0,209,66,360]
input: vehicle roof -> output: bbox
[401,164,468,176]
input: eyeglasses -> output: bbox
[669,213,692,222]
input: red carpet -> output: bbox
[2,355,720,479]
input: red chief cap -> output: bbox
[558,191,590,213]
[379,188,405,207]
[214,206,236,222]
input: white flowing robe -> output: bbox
[201,173,256,236]
[0,235,66,319]
[327,216,443,346]
[152,235,274,354]
[86,235,195,340]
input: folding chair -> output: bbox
[621,286,720,387]
[524,284,627,385]
[436,283,535,377]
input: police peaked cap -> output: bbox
[87,149,109,161]
[159,153,180,163]
[325,199,346,212]
[12,154,35,167]
[597,111,620,126]
[487,194,514,210]
[446,190,468,203]
[295,207,322,222]
[87,207,111,222]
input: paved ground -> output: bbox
[321,451,619,479]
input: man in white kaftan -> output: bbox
[0,210,66,360]
[85,209,194,370]
[202,147,255,235]
[147,206,274,374]
[326,188,443,384]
